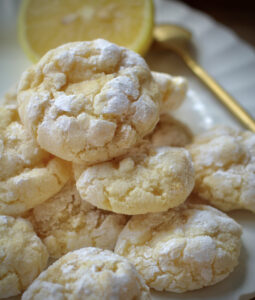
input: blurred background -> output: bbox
[181,0,255,47]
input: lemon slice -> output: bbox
[18,0,154,62]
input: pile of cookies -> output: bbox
[0,39,254,299]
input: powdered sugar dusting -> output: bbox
[87,119,116,147]
[0,216,48,298]
[0,215,10,225]
[105,76,139,99]
[101,90,130,115]
[76,146,194,215]
[115,203,242,292]
[54,94,76,112]
[22,248,151,300]
[18,39,160,164]
[188,126,255,212]
[152,71,187,112]
[1,98,70,217]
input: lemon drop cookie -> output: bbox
[2,83,18,107]
[115,203,242,293]
[147,114,193,147]
[152,71,187,113]
[28,180,128,258]
[22,247,151,300]
[75,146,194,215]
[18,39,161,164]
[0,105,70,216]
[188,126,255,213]
[0,215,49,298]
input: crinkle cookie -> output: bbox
[146,114,193,147]
[22,247,151,300]
[152,71,187,113]
[18,39,161,164]
[2,84,18,107]
[0,105,70,216]
[115,203,242,293]
[0,215,49,298]
[75,146,194,215]
[28,180,128,258]
[187,126,255,213]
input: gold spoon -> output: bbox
[154,24,255,132]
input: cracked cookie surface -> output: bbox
[115,203,242,292]
[18,39,161,164]
[75,146,194,215]
[188,126,255,213]
[28,180,128,258]
[152,71,187,113]
[2,84,18,107]
[146,114,193,147]
[0,105,70,216]
[0,215,48,298]
[22,247,151,300]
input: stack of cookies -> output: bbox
[1,39,254,299]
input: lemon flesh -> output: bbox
[18,0,154,62]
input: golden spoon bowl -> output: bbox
[153,24,255,132]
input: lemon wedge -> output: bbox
[18,0,154,62]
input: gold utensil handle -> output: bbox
[177,49,255,132]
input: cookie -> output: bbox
[0,215,48,298]
[152,71,187,113]
[18,39,161,164]
[75,146,194,215]
[2,83,18,107]
[0,105,70,216]
[28,180,128,258]
[146,114,193,147]
[115,203,242,292]
[22,247,151,300]
[187,126,255,213]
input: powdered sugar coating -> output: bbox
[18,39,161,164]
[22,247,151,300]
[28,180,128,258]
[146,114,193,147]
[0,105,70,216]
[75,146,194,215]
[188,126,255,212]
[152,71,187,113]
[0,215,48,298]
[115,203,242,292]
[2,83,18,107]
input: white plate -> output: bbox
[1,0,255,299]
